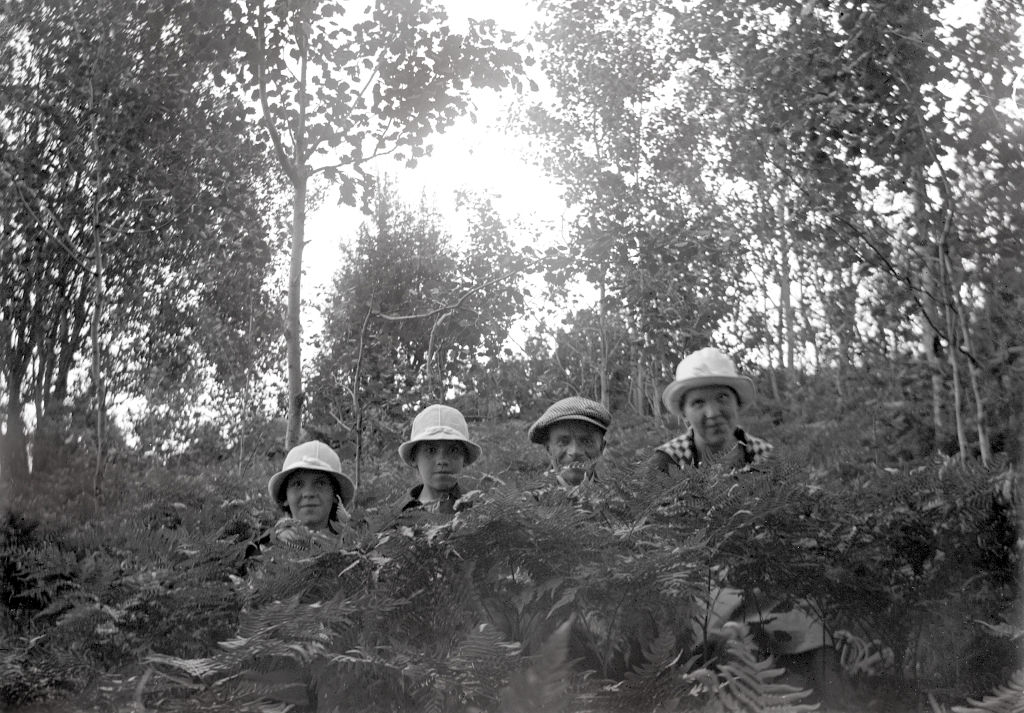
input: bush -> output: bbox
[2,419,1020,712]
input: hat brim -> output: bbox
[662,375,755,416]
[398,436,482,467]
[268,466,356,510]
[528,415,609,444]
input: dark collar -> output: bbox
[402,482,464,511]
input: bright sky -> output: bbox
[301,0,569,352]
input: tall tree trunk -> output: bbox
[777,195,794,372]
[912,191,945,452]
[1,372,30,506]
[284,30,309,450]
[947,256,992,465]
[939,274,968,462]
[598,271,609,409]
[286,173,306,449]
[90,82,106,497]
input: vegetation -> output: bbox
[2,0,1022,711]
[2,415,1020,712]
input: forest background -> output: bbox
[2,0,1023,711]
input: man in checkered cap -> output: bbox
[528,397,612,486]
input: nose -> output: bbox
[566,438,583,457]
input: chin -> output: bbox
[432,475,457,489]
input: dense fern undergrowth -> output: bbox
[2,414,1021,713]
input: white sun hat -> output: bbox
[661,347,756,417]
[267,440,356,509]
[398,404,482,466]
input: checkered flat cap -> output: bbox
[528,397,612,444]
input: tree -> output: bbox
[307,183,530,471]
[0,0,281,500]
[230,0,526,448]
[529,1,750,417]
[532,0,1023,460]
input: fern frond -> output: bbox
[690,626,818,713]
[146,652,226,680]
[451,623,522,667]
[951,669,1024,713]
[230,595,305,642]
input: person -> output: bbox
[265,440,357,550]
[398,404,482,515]
[650,348,836,688]
[649,346,772,474]
[527,396,612,487]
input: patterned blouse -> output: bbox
[655,426,773,469]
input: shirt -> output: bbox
[655,426,773,469]
[401,483,467,515]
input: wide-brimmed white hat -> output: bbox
[661,347,756,417]
[268,440,356,509]
[398,404,482,466]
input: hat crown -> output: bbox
[282,440,342,475]
[528,396,612,444]
[399,404,481,466]
[411,404,469,440]
[675,347,739,381]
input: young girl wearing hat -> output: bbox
[651,347,773,473]
[266,440,357,549]
[398,404,482,515]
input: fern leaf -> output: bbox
[952,669,1024,713]
[696,626,818,713]
[146,652,227,680]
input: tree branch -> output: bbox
[374,256,540,323]
[6,171,95,274]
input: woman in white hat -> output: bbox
[266,440,357,548]
[653,349,830,667]
[651,347,773,473]
[398,404,482,515]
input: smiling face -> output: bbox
[284,470,337,530]
[412,440,467,501]
[544,420,606,485]
[682,385,740,451]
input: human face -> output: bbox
[682,386,739,451]
[413,440,466,500]
[284,470,336,530]
[545,421,605,485]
